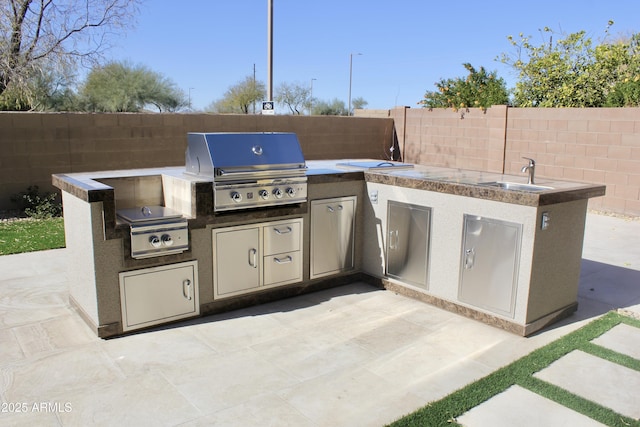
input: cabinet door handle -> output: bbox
[327,205,334,212]
[182,279,193,300]
[464,248,475,269]
[274,255,293,264]
[337,204,343,211]
[248,248,258,268]
[274,226,292,235]
[389,230,399,250]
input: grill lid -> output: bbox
[185,132,306,177]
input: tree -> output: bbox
[311,98,347,116]
[499,22,640,107]
[351,97,368,110]
[275,81,311,115]
[79,61,187,112]
[419,63,509,110]
[0,62,78,111]
[0,0,140,107]
[600,34,640,107]
[207,76,265,114]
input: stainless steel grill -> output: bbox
[185,132,308,211]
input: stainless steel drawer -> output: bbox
[263,219,302,256]
[263,251,302,286]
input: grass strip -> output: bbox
[581,341,640,372]
[388,312,640,427]
[0,217,65,255]
[520,376,637,427]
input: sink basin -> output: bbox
[479,181,554,192]
[335,161,414,170]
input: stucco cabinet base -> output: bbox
[54,161,603,337]
[363,182,589,336]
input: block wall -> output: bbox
[505,108,640,215]
[1,108,639,217]
[391,106,508,173]
[0,113,394,210]
[383,106,640,217]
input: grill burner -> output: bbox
[185,133,308,212]
[117,206,189,259]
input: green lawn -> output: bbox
[0,217,65,255]
[388,311,640,427]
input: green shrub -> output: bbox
[10,185,63,219]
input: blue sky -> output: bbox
[109,0,640,111]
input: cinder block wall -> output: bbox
[2,108,639,216]
[388,106,507,173]
[0,112,394,210]
[379,106,640,217]
[505,108,640,214]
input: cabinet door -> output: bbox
[386,201,431,289]
[214,226,261,298]
[458,215,522,317]
[310,196,356,279]
[120,261,199,332]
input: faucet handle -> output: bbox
[522,157,535,166]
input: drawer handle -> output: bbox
[274,226,292,235]
[249,248,258,268]
[274,255,293,264]
[182,279,192,300]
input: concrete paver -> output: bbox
[534,350,640,420]
[457,385,607,427]
[592,323,640,359]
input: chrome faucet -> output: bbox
[521,157,536,184]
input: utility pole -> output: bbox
[348,52,362,116]
[267,0,273,102]
[309,78,316,115]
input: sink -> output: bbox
[479,181,554,192]
[335,161,414,170]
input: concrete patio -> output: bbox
[0,212,639,426]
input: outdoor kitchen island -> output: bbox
[53,159,605,338]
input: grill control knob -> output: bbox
[161,234,174,247]
[231,191,242,202]
[273,188,283,199]
[259,189,270,199]
[149,235,162,248]
[286,187,296,197]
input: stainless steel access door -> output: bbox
[386,201,431,289]
[310,196,356,279]
[458,215,522,317]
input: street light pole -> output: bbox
[348,52,362,116]
[188,87,194,111]
[267,0,273,102]
[309,78,316,115]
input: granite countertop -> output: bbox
[363,164,606,207]
[307,160,606,206]
[52,160,606,208]
[52,167,208,203]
